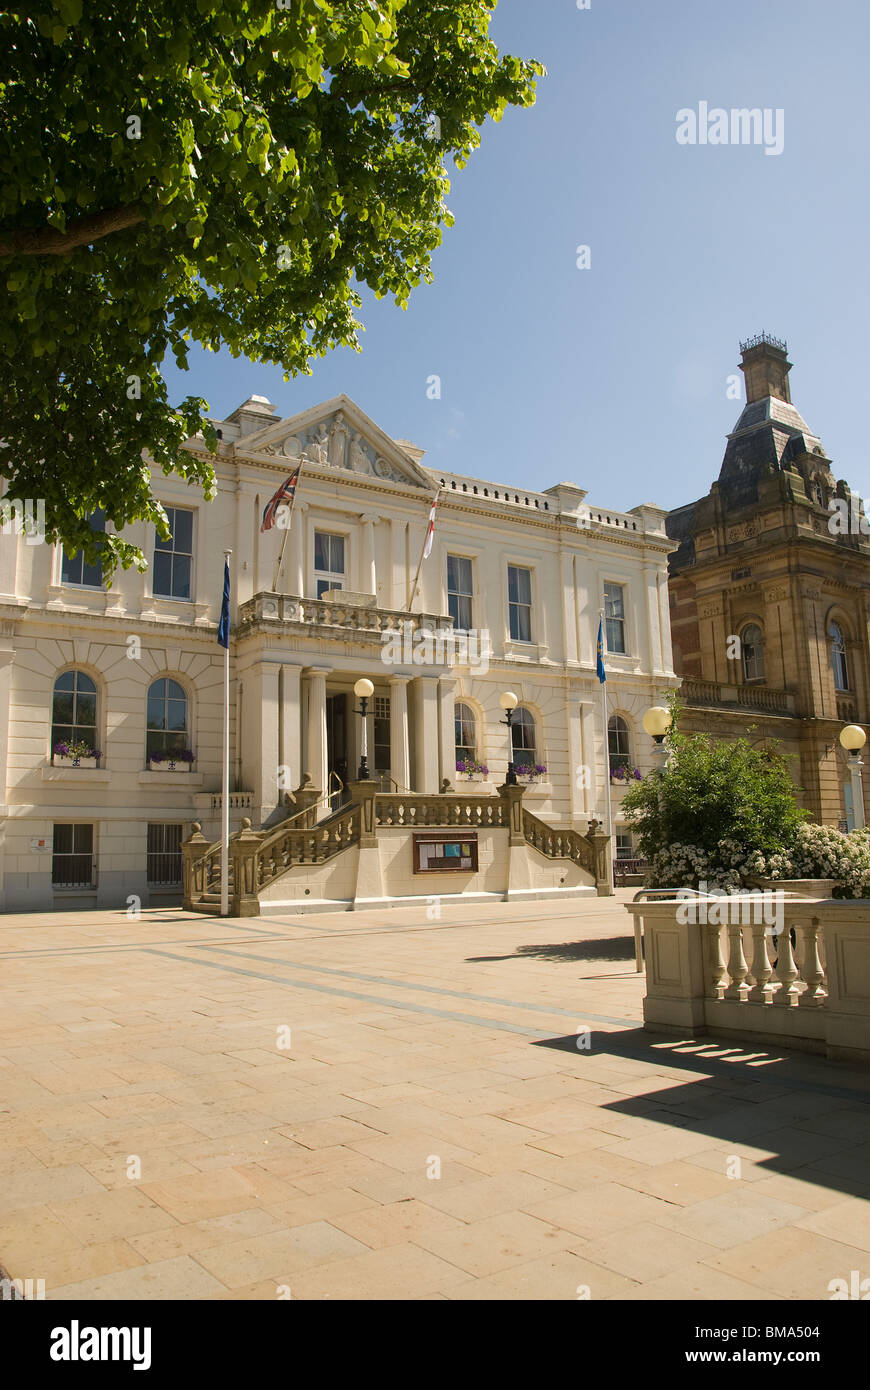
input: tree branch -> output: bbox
[0,204,145,256]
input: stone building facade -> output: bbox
[0,392,676,911]
[668,335,870,827]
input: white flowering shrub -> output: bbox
[644,824,870,897]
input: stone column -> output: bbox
[437,674,457,789]
[303,667,329,800]
[644,564,664,675]
[389,675,411,790]
[561,553,579,664]
[657,570,673,673]
[279,663,303,795]
[242,661,280,826]
[360,513,379,598]
[290,501,308,598]
[413,675,440,792]
[578,698,597,819]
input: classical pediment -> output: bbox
[237,395,434,490]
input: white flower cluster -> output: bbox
[645,824,870,898]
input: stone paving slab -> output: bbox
[0,892,869,1300]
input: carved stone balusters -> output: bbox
[797,917,826,1007]
[723,923,750,1000]
[746,923,774,1003]
[771,924,800,1007]
[705,921,728,1000]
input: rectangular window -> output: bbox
[447,555,473,631]
[61,510,105,588]
[314,532,346,598]
[153,507,193,599]
[604,581,627,654]
[52,824,95,888]
[508,565,533,643]
[147,823,183,886]
[615,832,634,860]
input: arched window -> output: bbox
[608,714,631,774]
[814,481,825,508]
[454,702,476,766]
[741,624,765,682]
[510,707,537,770]
[146,678,188,760]
[830,622,849,691]
[52,670,97,754]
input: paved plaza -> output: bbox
[1,893,870,1301]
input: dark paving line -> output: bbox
[143,950,870,1107]
[143,948,555,1038]
[193,941,638,1028]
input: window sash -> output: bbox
[508,567,533,643]
[52,824,95,888]
[147,824,183,885]
[61,511,106,588]
[153,507,193,599]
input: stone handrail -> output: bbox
[626,894,870,1061]
[522,807,592,875]
[375,793,509,828]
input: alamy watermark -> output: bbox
[676,882,784,933]
[381,621,491,675]
[0,497,45,544]
[676,103,784,156]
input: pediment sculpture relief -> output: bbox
[257,412,415,485]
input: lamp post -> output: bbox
[499,691,519,785]
[353,678,374,781]
[839,724,867,830]
[642,705,673,775]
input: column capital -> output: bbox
[388,673,412,686]
[302,665,332,678]
[359,511,381,525]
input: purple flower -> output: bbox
[534,763,547,776]
[179,749,195,763]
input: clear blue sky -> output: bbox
[160,0,870,513]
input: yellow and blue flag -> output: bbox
[596,617,606,683]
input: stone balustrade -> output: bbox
[238,591,452,640]
[625,894,870,1061]
[680,676,795,715]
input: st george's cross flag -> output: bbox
[260,466,301,533]
[422,492,438,559]
[596,617,607,683]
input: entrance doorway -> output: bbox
[326,694,349,810]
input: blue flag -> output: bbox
[218,559,230,648]
[596,617,606,683]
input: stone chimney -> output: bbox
[226,395,278,436]
[739,334,792,404]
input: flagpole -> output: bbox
[407,489,439,613]
[221,550,232,917]
[600,608,613,845]
[271,459,303,594]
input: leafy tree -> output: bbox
[622,726,807,884]
[0,0,542,576]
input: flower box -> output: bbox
[52,740,101,769]
[148,750,195,773]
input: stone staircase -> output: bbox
[183,780,612,916]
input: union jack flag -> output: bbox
[260,466,300,533]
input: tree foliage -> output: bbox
[621,728,807,879]
[0,0,542,575]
